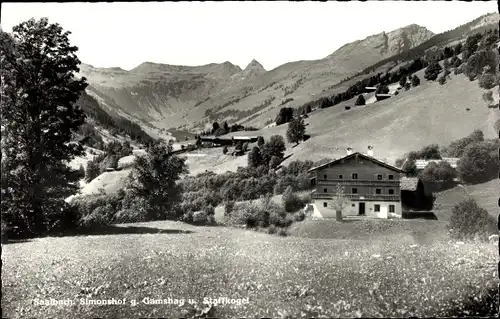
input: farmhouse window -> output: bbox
[352,173,358,179]
[339,174,343,179]
[389,205,395,213]
[323,202,327,207]
[388,174,394,180]
[311,178,316,186]
[324,188,328,193]
[375,188,382,194]
[351,204,355,207]
[377,174,383,180]
[374,204,380,212]
[352,188,358,194]
[324,174,328,179]
[388,189,394,195]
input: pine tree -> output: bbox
[85,159,101,182]
[354,95,366,106]
[1,19,88,236]
[399,75,407,87]
[257,136,265,147]
[286,117,306,145]
[411,75,421,87]
[247,146,263,167]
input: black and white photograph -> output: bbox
[1,1,499,318]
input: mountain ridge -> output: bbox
[78,13,497,135]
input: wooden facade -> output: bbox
[308,152,406,219]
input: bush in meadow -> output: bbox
[449,198,496,240]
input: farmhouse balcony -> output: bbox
[316,179,400,187]
[313,193,401,202]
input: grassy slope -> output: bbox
[433,179,500,221]
[2,220,497,318]
[209,71,498,170]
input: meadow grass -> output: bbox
[2,219,497,318]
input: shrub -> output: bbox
[449,199,496,240]
[192,205,215,225]
[72,193,124,228]
[278,228,288,237]
[411,75,420,87]
[269,156,281,169]
[282,186,305,213]
[482,90,494,106]
[438,74,447,85]
[494,119,500,133]
[454,64,464,75]
[224,200,236,216]
[1,219,8,243]
[478,73,497,90]
[267,224,277,234]
[242,142,249,152]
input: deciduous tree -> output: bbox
[1,19,88,236]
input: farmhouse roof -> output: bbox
[308,152,406,173]
[400,177,420,191]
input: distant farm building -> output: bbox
[364,86,377,93]
[198,135,260,147]
[415,157,460,171]
[375,94,392,101]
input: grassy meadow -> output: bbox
[3,177,499,319]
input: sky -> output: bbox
[1,2,497,71]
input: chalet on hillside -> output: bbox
[415,157,460,171]
[364,86,377,93]
[198,135,260,147]
[375,94,391,101]
[308,147,406,219]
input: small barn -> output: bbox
[400,177,433,211]
[375,94,391,101]
[364,86,377,93]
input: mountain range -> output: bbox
[78,12,499,140]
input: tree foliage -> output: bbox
[464,49,498,81]
[247,146,263,168]
[286,117,306,145]
[411,75,421,87]
[457,140,499,184]
[355,94,366,106]
[261,135,286,165]
[424,60,442,81]
[275,107,295,126]
[442,129,484,158]
[1,18,88,237]
[128,142,188,220]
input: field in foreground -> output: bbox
[2,220,497,318]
